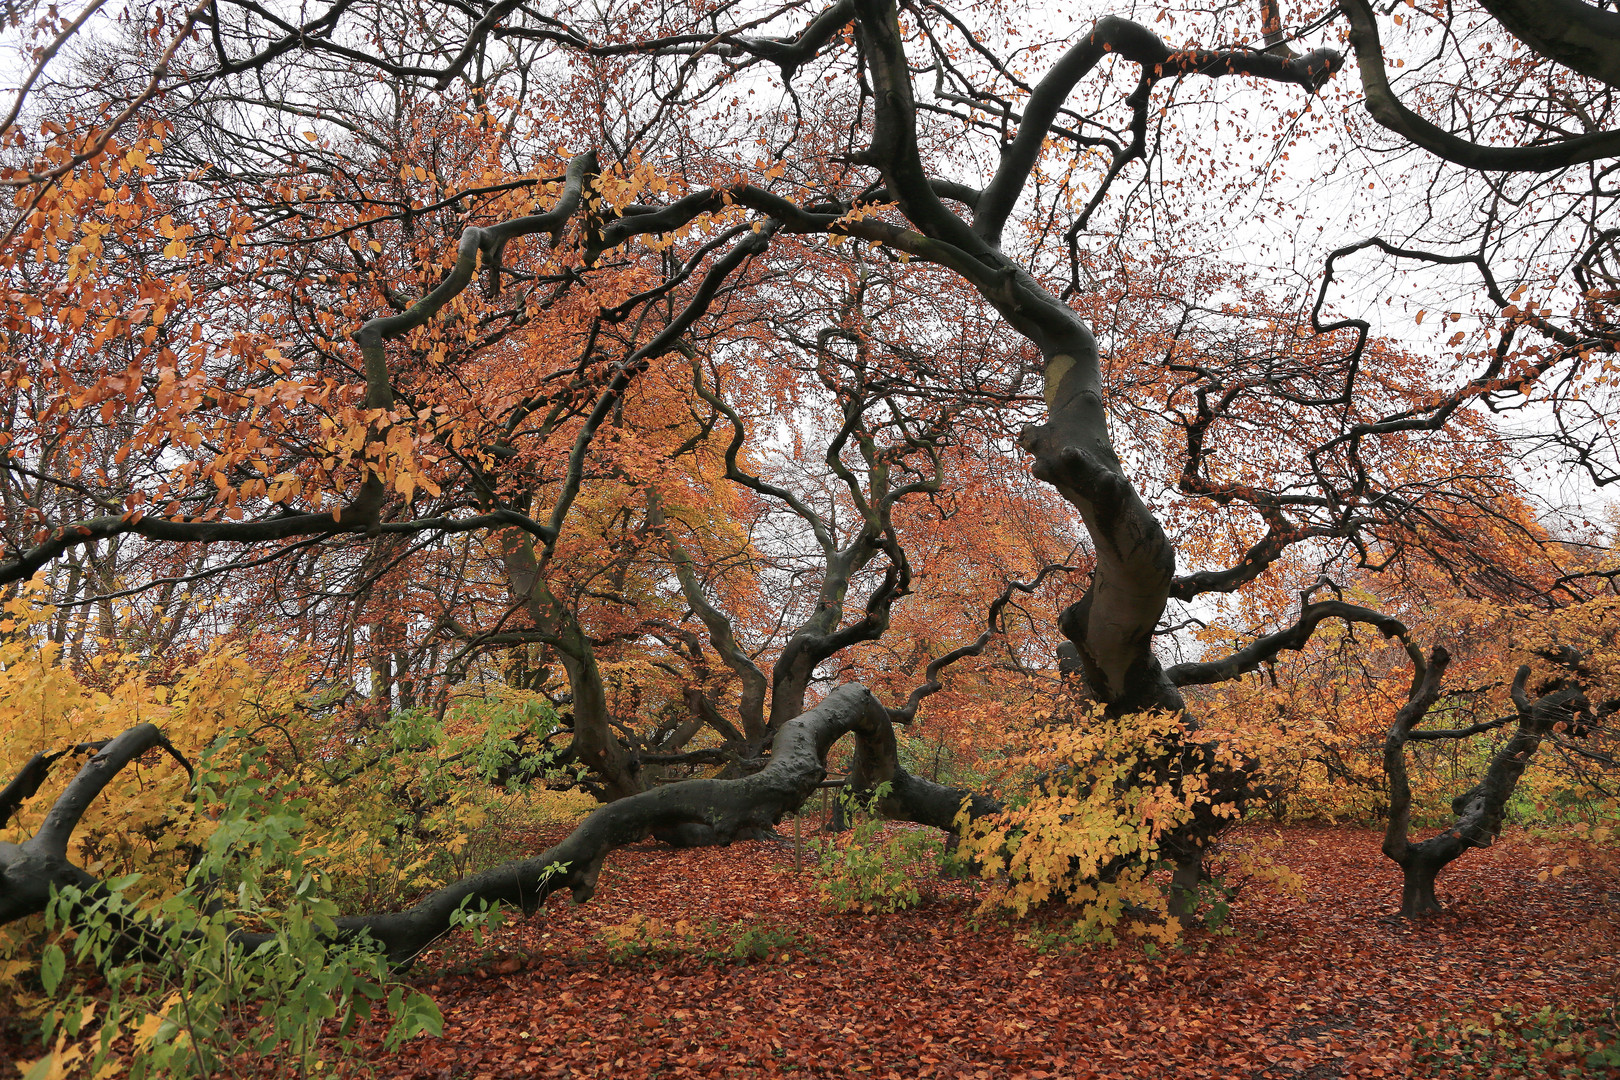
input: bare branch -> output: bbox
[1339,0,1620,171]
[1167,601,1410,687]
[889,564,1077,723]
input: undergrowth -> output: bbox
[594,915,815,965]
[1412,1004,1620,1078]
[813,784,947,914]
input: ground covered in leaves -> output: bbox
[355,825,1615,1080]
[4,825,1615,1078]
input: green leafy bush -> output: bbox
[17,741,443,1080]
[305,695,592,913]
[1020,914,1121,953]
[814,784,947,914]
[723,922,811,962]
[1412,1004,1620,1078]
[1178,873,1239,934]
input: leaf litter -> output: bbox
[326,824,1617,1080]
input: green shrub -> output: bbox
[307,696,591,914]
[814,784,946,914]
[1020,914,1121,953]
[723,922,811,962]
[17,741,444,1080]
[1412,1004,1620,1078]
[1178,873,1239,934]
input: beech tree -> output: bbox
[3,0,1619,947]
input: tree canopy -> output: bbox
[1,0,1618,1073]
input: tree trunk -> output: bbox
[1167,856,1205,927]
[1398,857,1444,917]
[1018,336,1183,719]
[499,529,640,801]
[1382,655,1591,917]
[769,648,817,734]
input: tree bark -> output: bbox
[498,528,640,801]
[1398,856,1444,918]
[1469,0,1620,91]
[1339,0,1620,171]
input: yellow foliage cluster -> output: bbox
[0,591,304,1016]
[596,914,705,961]
[1195,587,1620,831]
[955,704,1249,944]
[0,592,297,889]
[0,591,595,1012]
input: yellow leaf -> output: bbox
[16,1032,83,1080]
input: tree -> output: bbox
[3,0,1619,953]
[1378,579,1620,915]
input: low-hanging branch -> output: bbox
[0,147,597,591]
[0,741,112,831]
[0,685,997,967]
[0,725,195,926]
[1404,714,1518,742]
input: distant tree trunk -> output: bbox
[368,644,392,719]
[1383,649,1602,917]
[551,621,640,801]
[498,528,640,801]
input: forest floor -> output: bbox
[363,823,1618,1080]
[2,824,1615,1078]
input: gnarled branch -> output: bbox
[1167,601,1410,688]
[0,686,994,967]
[1339,0,1620,171]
